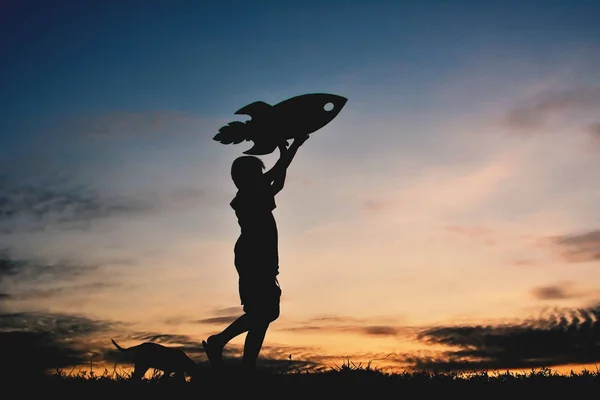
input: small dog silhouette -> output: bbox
[111,338,197,382]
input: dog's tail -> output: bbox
[111,338,127,352]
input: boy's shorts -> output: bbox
[238,276,281,323]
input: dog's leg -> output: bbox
[174,371,186,383]
[160,371,172,382]
[131,364,149,381]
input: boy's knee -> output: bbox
[266,307,280,323]
[246,305,279,324]
[259,307,280,324]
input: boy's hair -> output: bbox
[231,156,265,184]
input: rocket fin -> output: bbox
[243,141,279,155]
[235,101,272,117]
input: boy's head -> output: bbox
[231,156,265,189]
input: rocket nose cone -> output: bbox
[323,95,348,114]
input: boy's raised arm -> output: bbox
[265,135,309,194]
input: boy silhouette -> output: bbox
[202,134,309,370]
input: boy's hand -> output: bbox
[277,142,289,153]
[294,134,310,147]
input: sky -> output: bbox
[2,0,600,377]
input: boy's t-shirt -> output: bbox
[230,177,279,278]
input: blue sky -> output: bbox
[2,0,600,375]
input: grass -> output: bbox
[6,360,600,398]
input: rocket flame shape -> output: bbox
[213,93,348,155]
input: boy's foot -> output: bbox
[202,336,223,368]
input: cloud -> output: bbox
[506,86,600,130]
[0,177,155,234]
[212,306,244,315]
[531,281,582,300]
[285,324,409,337]
[512,259,539,268]
[56,111,211,141]
[0,250,122,308]
[0,251,25,280]
[589,123,600,138]
[361,199,388,212]
[157,307,244,328]
[168,187,207,203]
[195,316,239,325]
[257,344,329,372]
[161,306,244,327]
[280,315,412,337]
[548,230,600,263]
[503,86,600,151]
[128,332,197,345]
[363,326,401,336]
[444,225,498,247]
[413,304,600,371]
[0,311,113,339]
[195,311,406,342]
[0,311,115,377]
[0,331,86,378]
[169,306,243,326]
[0,251,96,284]
[8,282,116,302]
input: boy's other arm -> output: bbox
[265,135,308,195]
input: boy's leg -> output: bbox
[203,275,252,367]
[203,314,253,366]
[240,278,281,369]
[242,321,269,369]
